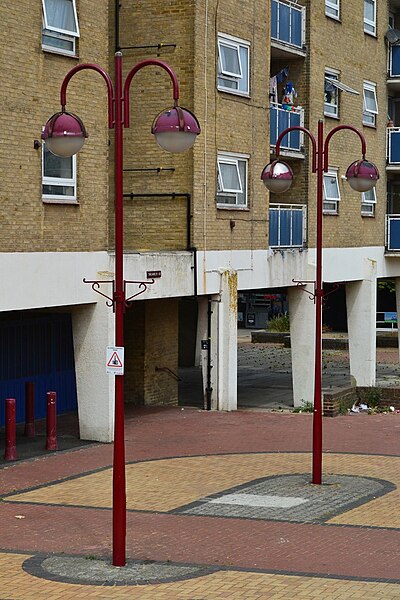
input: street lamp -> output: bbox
[261,120,379,485]
[42,52,200,567]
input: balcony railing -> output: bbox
[269,204,306,248]
[388,44,400,78]
[270,103,304,152]
[387,127,400,164]
[271,0,305,49]
[386,215,400,250]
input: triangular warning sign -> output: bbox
[107,351,123,368]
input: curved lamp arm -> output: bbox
[275,126,318,172]
[323,125,367,171]
[60,63,115,128]
[123,59,180,128]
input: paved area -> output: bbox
[1,406,399,598]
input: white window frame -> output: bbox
[363,81,378,127]
[217,33,250,97]
[361,187,377,216]
[42,0,80,56]
[216,152,248,209]
[364,0,376,36]
[42,145,77,204]
[324,70,339,118]
[323,169,340,214]
[325,0,340,20]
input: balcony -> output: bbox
[271,0,306,59]
[386,127,400,167]
[386,215,400,251]
[388,44,400,81]
[270,103,304,155]
[269,204,307,248]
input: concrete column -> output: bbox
[288,283,315,408]
[71,301,114,442]
[215,269,238,411]
[395,278,400,361]
[346,259,377,387]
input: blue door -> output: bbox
[0,314,77,426]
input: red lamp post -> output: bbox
[261,120,379,485]
[42,52,200,566]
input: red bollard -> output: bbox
[24,381,35,437]
[4,398,17,461]
[46,391,57,451]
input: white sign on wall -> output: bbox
[106,346,125,375]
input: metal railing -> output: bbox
[269,204,307,248]
[386,214,400,251]
[271,0,305,49]
[386,127,400,164]
[270,103,304,151]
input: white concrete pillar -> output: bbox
[215,269,238,411]
[395,278,400,361]
[346,259,377,387]
[196,296,217,409]
[288,283,316,407]
[71,302,114,442]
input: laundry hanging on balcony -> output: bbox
[269,66,289,102]
[281,81,297,111]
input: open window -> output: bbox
[363,81,378,126]
[42,0,80,55]
[323,169,340,214]
[217,153,248,208]
[324,70,359,118]
[42,144,77,203]
[361,187,376,216]
[364,0,376,36]
[217,34,250,96]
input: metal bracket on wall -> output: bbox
[124,279,155,306]
[83,278,155,311]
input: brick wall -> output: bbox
[125,298,179,406]
[0,0,110,252]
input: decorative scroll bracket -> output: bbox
[83,278,156,311]
[292,279,342,302]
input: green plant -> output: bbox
[268,314,290,332]
[293,400,314,413]
[365,388,383,409]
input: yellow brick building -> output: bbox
[1,0,400,438]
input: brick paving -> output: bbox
[0,407,399,598]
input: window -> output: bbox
[324,70,359,118]
[42,144,77,203]
[324,71,339,117]
[325,0,340,19]
[363,81,378,126]
[216,153,248,208]
[323,169,340,214]
[42,0,79,55]
[364,0,376,36]
[217,34,250,96]
[361,187,376,216]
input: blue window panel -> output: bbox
[389,130,400,163]
[270,106,278,145]
[292,210,303,245]
[279,3,291,43]
[269,209,279,246]
[288,111,301,150]
[389,219,400,250]
[291,8,302,47]
[278,109,289,137]
[280,210,291,246]
[271,0,278,39]
[391,46,400,77]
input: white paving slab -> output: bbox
[209,493,308,509]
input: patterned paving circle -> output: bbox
[174,473,395,523]
[22,555,218,586]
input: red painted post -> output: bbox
[24,381,35,437]
[46,391,57,451]
[4,398,17,461]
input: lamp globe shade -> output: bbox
[261,160,293,193]
[152,106,200,153]
[41,111,87,157]
[346,159,379,192]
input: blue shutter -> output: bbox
[269,209,279,246]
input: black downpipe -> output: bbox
[206,298,213,410]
